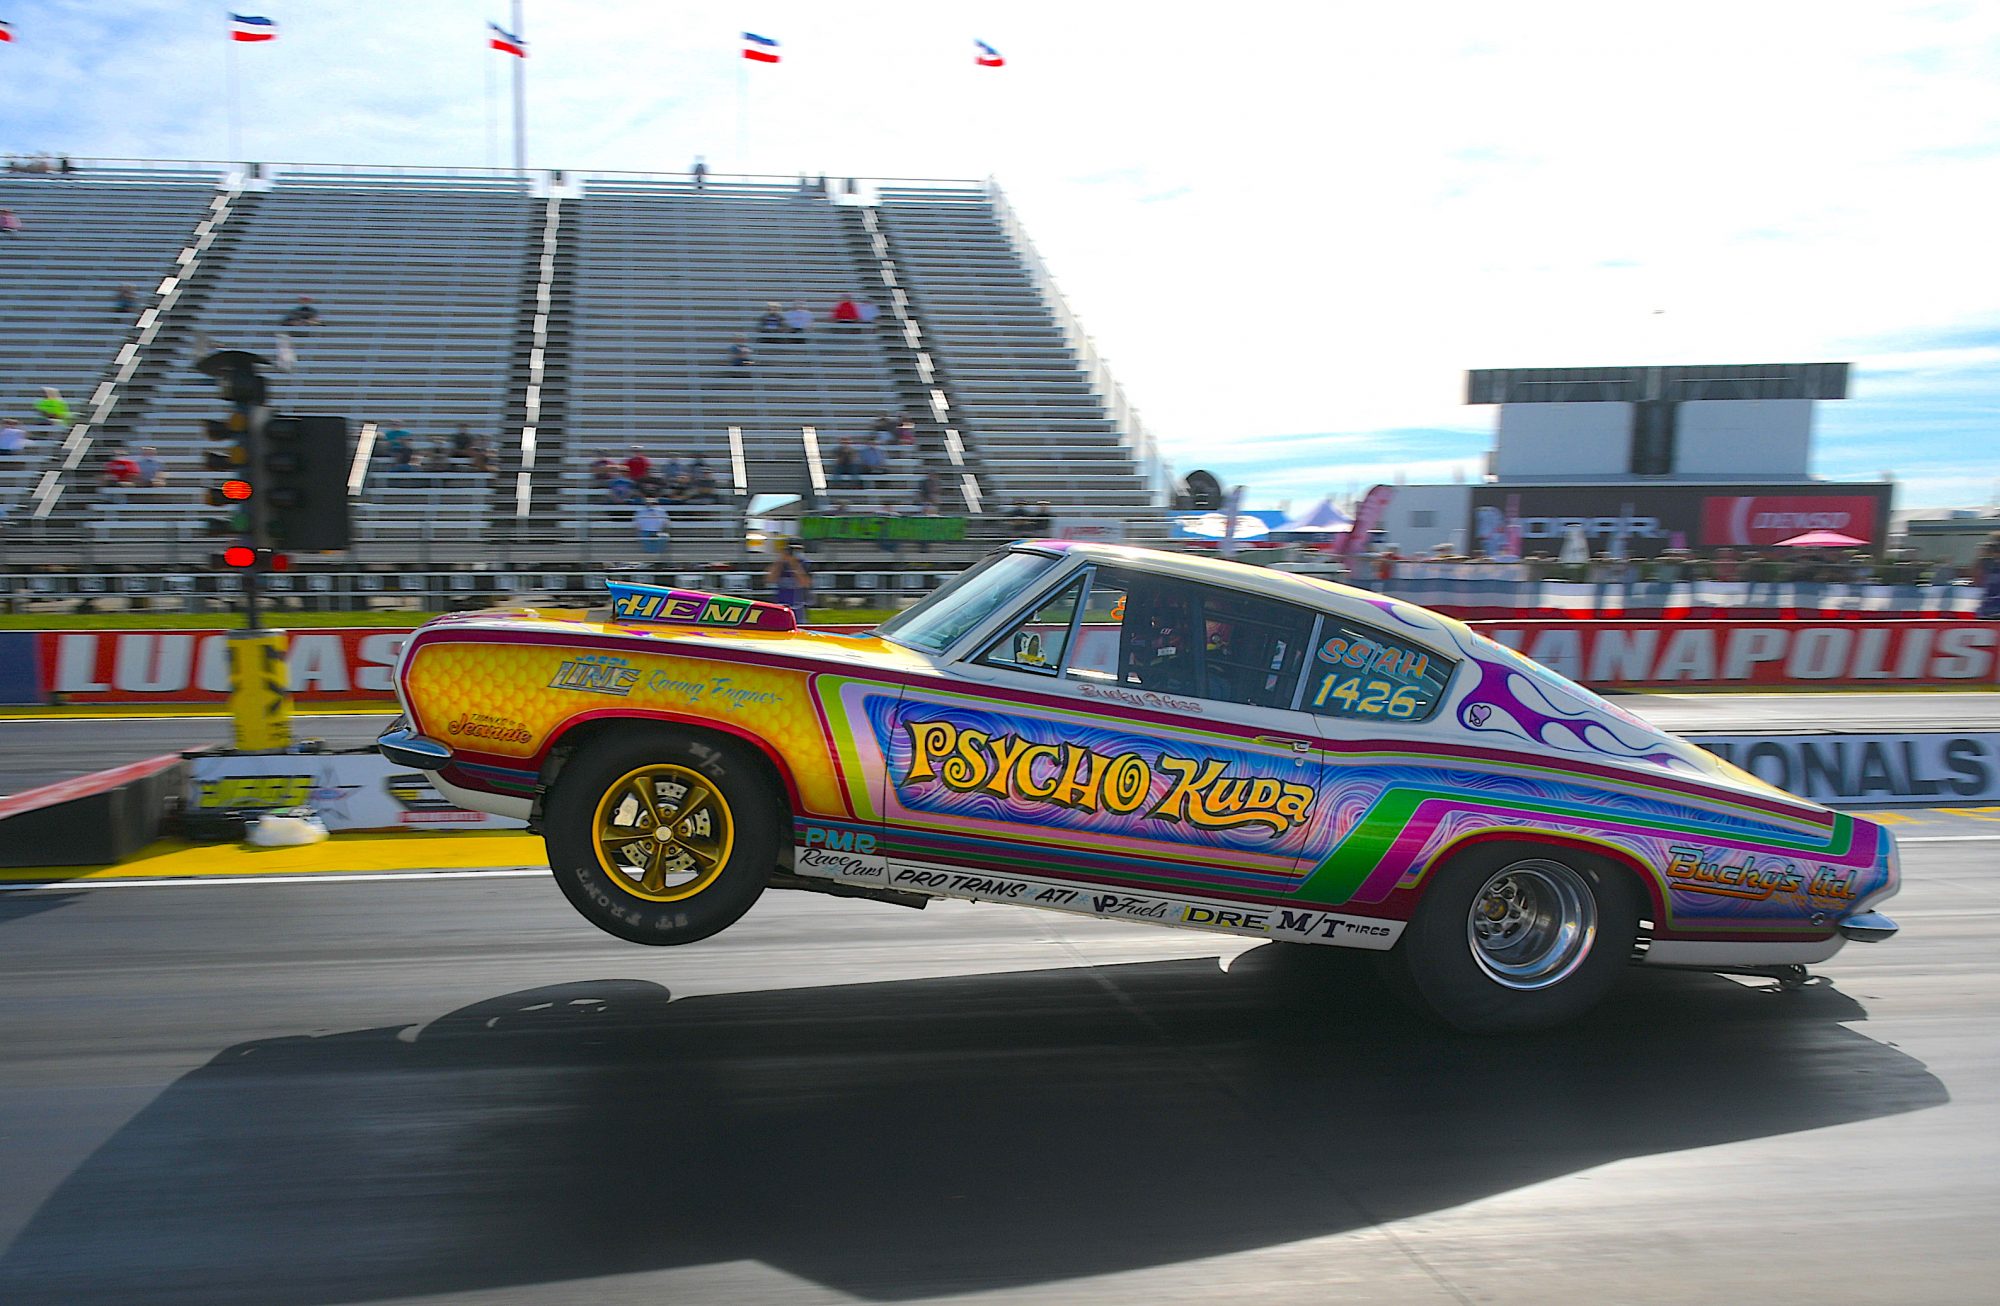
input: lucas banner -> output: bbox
[4,620,1998,705]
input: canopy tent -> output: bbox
[1278,497,1354,533]
[1174,511,1271,541]
[1775,529,1868,548]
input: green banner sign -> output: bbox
[800,515,967,542]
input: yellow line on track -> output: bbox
[0,830,547,884]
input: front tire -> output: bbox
[1381,845,1639,1033]
[543,728,779,945]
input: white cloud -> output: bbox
[6,1,1999,505]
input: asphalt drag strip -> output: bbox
[0,839,1994,1305]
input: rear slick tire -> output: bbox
[543,729,778,946]
[1380,845,1639,1034]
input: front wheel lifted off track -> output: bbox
[543,728,780,945]
[1379,845,1640,1034]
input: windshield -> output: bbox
[876,549,1063,654]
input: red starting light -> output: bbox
[221,545,257,568]
[220,479,253,502]
[268,552,291,572]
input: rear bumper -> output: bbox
[1837,910,1898,943]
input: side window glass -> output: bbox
[1065,573,1128,683]
[1198,586,1316,710]
[1307,617,1455,723]
[980,578,1084,675]
[1071,568,1315,710]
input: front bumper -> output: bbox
[377,719,452,772]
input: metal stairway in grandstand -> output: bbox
[497,194,576,538]
[834,204,984,514]
[40,187,266,531]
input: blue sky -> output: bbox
[5,1,1998,508]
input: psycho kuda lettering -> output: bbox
[901,718,1314,835]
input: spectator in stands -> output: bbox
[783,302,813,333]
[0,208,22,239]
[919,471,944,512]
[606,470,639,504]
[692,156,708,190]
[452,425,475,460]
[469,439,497,474]
[112,284,139,316]
[689,455,719,503]
[624,446,651,485]
[859,440,886,479]
[592,453,621,487]
[281,296,321,327]
[634,497,670,561]
[423,440,451,473]
[132,446,167,487]
[855,297,881,324]
[34,387,70,432]
[730,335,754,368]
[767,540,812,622]
[871,414,896,442]
[102,449,142,487]
[831,296,861,324]
[832,437,861,489]
[895,415,918,447]
[756,303,786,341]
[383,423,414,471]
[0,418,29,455]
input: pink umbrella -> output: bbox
[1775,529,1868,548]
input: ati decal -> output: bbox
[445,712,533,745]
[549,654,641,696]
[1664,844,1805,901]
[902,719,1314,835]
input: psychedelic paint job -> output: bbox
[385,544,1899,969]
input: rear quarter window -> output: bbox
[1306,616,1456,723]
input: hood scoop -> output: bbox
[605,581,798,632]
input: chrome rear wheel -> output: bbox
[1466,859,1598,990]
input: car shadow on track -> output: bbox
[0,949,1948,1305]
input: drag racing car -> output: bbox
[378,542,1899,1032]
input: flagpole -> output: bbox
[485,38,498,169]
[511,0,527,178]
[737,54,748,168]
[226,34,241,163]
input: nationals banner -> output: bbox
[1476,620,2000,688]
[1689,732,2000,806]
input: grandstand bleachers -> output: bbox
[1,162,1164,571]
[877,192,1156,520]
[0,166,226,533]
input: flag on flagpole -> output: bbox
[974,39,1005,68]
[229,14,277,43]
[742,32,780,63]
[488,21,526,57]
[0,20,15,44]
